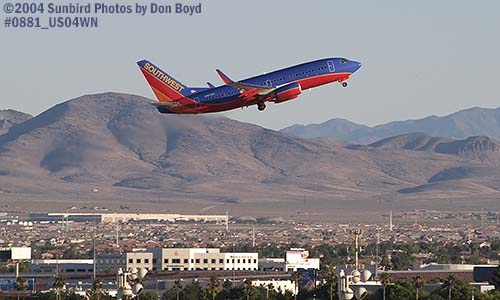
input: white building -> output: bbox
[147,248,258,272]
[0,247,31,260]
[96,250,153,273]
[252,279,297,295]
[285,248,320,271]
[29,259,93,273]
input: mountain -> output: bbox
[281,118,369,140]
[1,93,500,216]
[369,132,500,167]
[281,106,500,144]
[0,109,32,135]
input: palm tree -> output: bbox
[207,277,221,300]
[443,275,455,300]
[243,279,253,300]
[266,283,274,300]
[53,275,65,300]
[379,273,391,300]
[173,279,182,300]
[413,275,425,300]
[491,264,500,289]
[292,271,301,300]
[14,276,27,300]
[322,265,337,300]
[91,278,103,300]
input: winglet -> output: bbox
[206,82,216,88]
[216,69,234,85]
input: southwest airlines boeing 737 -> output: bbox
[137,57,362,113]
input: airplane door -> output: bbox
[266,79,272,87]
[328,60,335,72]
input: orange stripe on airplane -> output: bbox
[140,67,189,102]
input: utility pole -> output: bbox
[375,227,380,278]
[389,211,393,231]
[225,211,229,232]
[353,229,362,271]
[93,235,96,281]
[116,222,119,248]
[252,225,255,248]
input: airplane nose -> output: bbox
[352,61,362,72]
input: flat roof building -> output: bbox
[148,248,258,272]
[29,259,93,274]
[285,248,320,271]
[0,247,31,260]
[96,250,153,273]
[29,213,227,223]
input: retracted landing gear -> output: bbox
[257,103,266,111]
[341,82,348,87]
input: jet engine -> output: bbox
[274,82,302,103]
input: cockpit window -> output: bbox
[340,59,348,64]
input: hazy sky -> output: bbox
[1,0,499,129]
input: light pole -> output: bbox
[156,280,160,300]
[232,244,235,285]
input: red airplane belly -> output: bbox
[298,73,351,89]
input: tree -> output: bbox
[161,280,184,300]
[140,292,159,300]
[391,251,414,270]
[491,265,500,289]
[321,265,337,300]
[207,277,221,300]
[387,280,415,300]
[173,279,183,300]
[53,275,65,300]
[181,280,201,300]
[413,275,425,300]
[243,279,253,300]
[379,273,391,300]
[86,279,104,300]
[443,275,455,300]
[14,276,27,300]
[291,271,301,300]
[429,275,472,300]
[266,283,274,300]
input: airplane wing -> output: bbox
[216,68,275,95]
[230,82,275,95]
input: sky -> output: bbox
[1,0,499,130]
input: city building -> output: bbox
[285,248,320,271]
[96,250,153,273]
[252,279,297,295]
[29,259,93,273]
[29,213,228,224]
[258,258,285,272]
[0,247,31,260]
[148,248,258,271]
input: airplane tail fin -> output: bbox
[216,69,234,85]
[137,60,192,102]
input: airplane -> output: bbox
[137,57,362,114]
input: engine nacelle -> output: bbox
[274,82,302,103]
